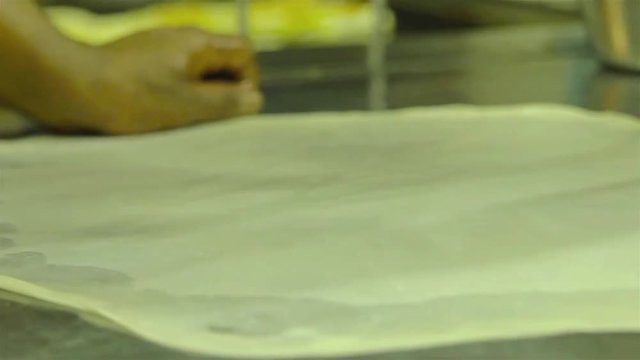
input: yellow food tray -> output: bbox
[47,0,395,50]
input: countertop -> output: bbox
[1,23,639,360]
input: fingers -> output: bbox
[189,82,263,119]
[177,29,262,117]
[95,27,263,135]
[138,83,262,133]
[108,27,259,87]
[148,31,263,126]
[186,42,259,89]
[174,27,258,86]
[99,85,262,135]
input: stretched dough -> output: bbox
[1,105,638,358]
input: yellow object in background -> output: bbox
[46,0,395,50]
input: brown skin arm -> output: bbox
[0,0,262,135]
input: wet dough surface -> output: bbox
[0,105,639,358]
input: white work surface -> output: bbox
[0,105,639,358]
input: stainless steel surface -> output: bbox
[258,23,638,118]
[1,23,640,359]
[2,299,640,360]
[368,0,389,110]
[581,0,640,71]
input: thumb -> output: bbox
[189,82,264,120]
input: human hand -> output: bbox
[45,27,263,135]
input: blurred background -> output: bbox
[1,0,638,136]
[39,0,581,48]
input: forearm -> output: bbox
[0,0,96,123]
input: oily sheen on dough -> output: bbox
[0,105,638,358]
